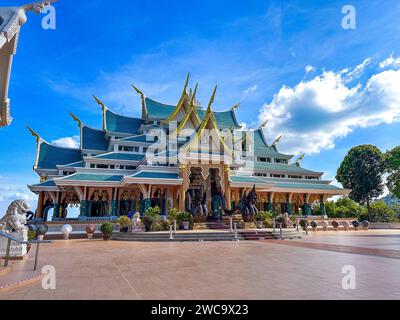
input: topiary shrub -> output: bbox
[100,222,114,240]
[117,216,132,232]
[332,220,340,231]
[310,221,318,231]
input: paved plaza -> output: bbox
[1,230,400,300]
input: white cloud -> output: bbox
[379,53,400,69]
[51,135,80,149]
[259,56,400,154]
[244,84,258,94]
[345,57,372,82]
[305,65,315,74]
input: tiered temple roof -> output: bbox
[28,75,348,196]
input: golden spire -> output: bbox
[231,103,240,111]
[259,120,269,129]
[27,126,41,143]
[93,95,108,111]
[175,83,199,135]
[206,85,218,112]
[273,134,283,145]
[183,72,190,94]
[69,112,82,127]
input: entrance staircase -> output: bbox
[194,215,245,230]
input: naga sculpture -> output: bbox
[0,199,31,233]
[191,189,208,223]
[213,185,259,222]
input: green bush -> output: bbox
[365,200,399,223]
[257,211,273,227]
[143,206,161,231]
[117,216,132,228]
[167,208,181,222]
[100,222,114,235]
[28,230,36,241]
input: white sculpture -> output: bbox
[0,199,31,257]
[0,1,57,128]
[61,224,72,240]
[0,199,31,233]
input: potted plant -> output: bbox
[256,211,272,229]
[332,220,340,231]
[35,224,49,240]
[179,211,193,230]
[143,206,161,232]
[86,224,96,239]
[352,220,360,230]
[100,222,114,240]
[117,216,132,232]
[321,220,329,231]
[310,221,318,231]
[27,230,36,253]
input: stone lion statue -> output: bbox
[0,200,31,233]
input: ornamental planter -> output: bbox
[310,221,318,231]
[342,221,350,231]
[103,234,111,241]
[182,221,190,230]
[362,220,370,230]
[352,220,360,230]
[332,220,340,231]
[86,224,96,239]
[321,220,329,231]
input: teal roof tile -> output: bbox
[82,126,109,151]
[31,180,57,187]
[131,171,181,179]
[105,109,144,134]
[61,173,123,182]
[145,98,175,119]
[37,142,82,170]
[253,162,321,175]
[94,152,145,161]
[253,129,292,159]
[121,135,155,143]
[145,97,240,129]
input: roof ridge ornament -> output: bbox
[231,103,240,111]
[27,126,41,143]
[271,134,283,151]
[294,153,306,167]
[69,112,83,127]
[93,95,107,111]
[259,120,269,129]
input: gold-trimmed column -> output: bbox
[36,192,44,219]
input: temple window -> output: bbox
[97,164,108,169]
[90,164,95,168]
[271,174,285,178]
[289,175,302,179]
[275,159,288,164]
[305,176,319,180]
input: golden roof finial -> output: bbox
[69,112,82,127]
[206,85,218,112]
[190,83,198,106]
[231,103,240,111]
[259,120,269,129]
[27,126,41,143]
[273,134,283,145]
[131,84,144,97]
[93,95,107,111]
[183,73,190,94]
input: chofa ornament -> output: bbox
[0,199,31,233]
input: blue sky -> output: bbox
[1,0,400,214]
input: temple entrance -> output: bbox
[88,190,110,217]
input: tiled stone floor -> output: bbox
[1,230,400,300]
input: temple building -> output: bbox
[28,75,349,221]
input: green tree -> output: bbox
[336,145,385,221]
[363,200,398,223]
[385,146,400,198]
